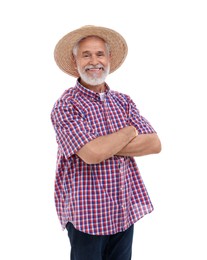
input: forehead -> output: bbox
[77,36,107,51]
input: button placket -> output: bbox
[118,159,128,229]
[103,98,112,133]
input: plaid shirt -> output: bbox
[51,80,156,235]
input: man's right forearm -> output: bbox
[76,126,138,164]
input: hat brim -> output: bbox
[54,25,128,77]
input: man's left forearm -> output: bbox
[116,133,161,157]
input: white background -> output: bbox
[0,0,207,259]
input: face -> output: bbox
[73,36,111,90]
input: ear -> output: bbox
[72,55,78,70]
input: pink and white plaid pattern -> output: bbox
[51,80,155,235]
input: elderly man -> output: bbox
[51,25,161,260]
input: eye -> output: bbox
[83,54,90,58]
[82,52,91,58]
[97,52,104,57]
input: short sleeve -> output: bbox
[51,99,98,158]
[128,98,156,134]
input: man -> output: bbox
[51,25,161,260]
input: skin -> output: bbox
[73,36,161,164]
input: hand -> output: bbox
[131,126,138,137]
[123,125,138,139]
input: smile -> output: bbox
[85,67,104,72]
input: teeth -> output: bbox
[86,67,103,71]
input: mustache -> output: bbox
[85,64,104,70]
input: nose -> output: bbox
[89,55,99,65]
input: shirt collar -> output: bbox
[75,78,110,101]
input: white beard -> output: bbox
[77,64,110,86]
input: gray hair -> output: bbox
[72,36,110,57]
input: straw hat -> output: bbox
[54,25,128,77]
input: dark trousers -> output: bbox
[66,222,134,260]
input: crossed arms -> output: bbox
[76,126,161,164]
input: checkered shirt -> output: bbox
[51,80,156,235]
